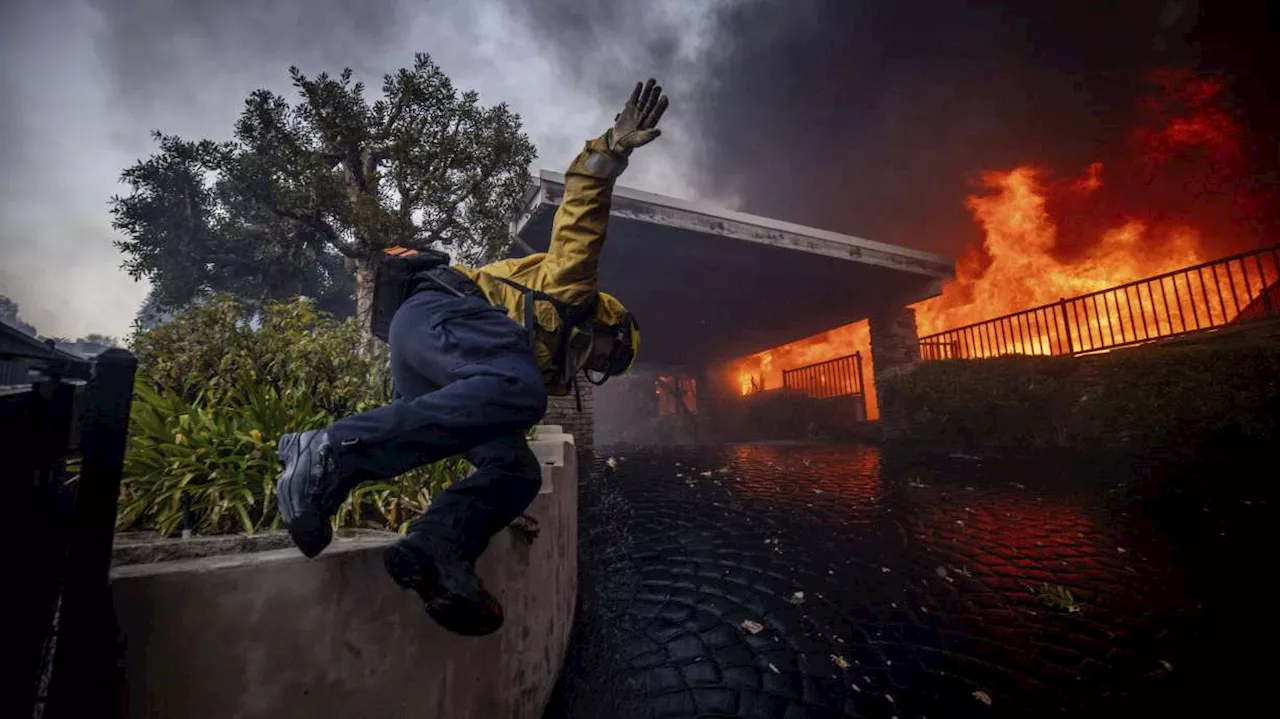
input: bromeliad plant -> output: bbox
[119,294,470,536]
[118,379,329,535]
[336,458,469,533]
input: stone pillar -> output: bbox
[542,383,594,463]
[868,305,920,382]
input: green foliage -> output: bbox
[878,330,1280,452]
[120,295,470,536]
[130,295,386,415]
[118,379,328,535]
[337,459,468,534]
[110,52,537,318]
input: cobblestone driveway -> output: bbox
[544,443,1271,719]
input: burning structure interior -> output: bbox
[512,171,956,445]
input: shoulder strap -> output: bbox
[494,276,547,348]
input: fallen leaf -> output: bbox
[740,619,764,634]
[832,654,850,669]
[973,690,992,706]
[1159,660,1174,671]
[881,566,892,573]
[700,470,713,478]
[605,457,618,469]
[789,591,806,604]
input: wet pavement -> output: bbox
[544,442,1272,719]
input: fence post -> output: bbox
[45,348,138,719]
[1057,298,1075,355]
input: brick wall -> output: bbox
[868,306,920,381]
[543,381,594,461]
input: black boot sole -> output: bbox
[383,540,505,637]
[287,512,333,559]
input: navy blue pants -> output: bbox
[327,287,548,562]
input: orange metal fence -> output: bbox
[919,244,1280,360]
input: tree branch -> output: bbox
[380,92,407,141]
[268,205,356,256]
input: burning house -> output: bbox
[508,55,1280,453]
[511,171,955,448]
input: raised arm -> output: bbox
[541,79,669,306]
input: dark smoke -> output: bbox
[511,0,1276,258]
[85,0,408,125]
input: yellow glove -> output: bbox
[606,78,669,155]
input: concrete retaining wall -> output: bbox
[111,429,578,719]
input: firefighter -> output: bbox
[273,79,667,636]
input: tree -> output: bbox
[133,289,178,334]
[0,294,38,336]
[111,53,537,332]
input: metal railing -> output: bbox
[919,244,1280,360]
[783,352,865,399]
[5,321,137,719]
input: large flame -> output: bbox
[722,68,1270,419]
[911,163,1206,336]
[726,322,879,419]
[914,68,1253,335]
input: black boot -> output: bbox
[383,533,504,636]
[275,429,345,558]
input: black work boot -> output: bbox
[275,429,344,558]
[383,533,504,637]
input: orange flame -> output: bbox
[726,321,879,420]
[722,68,1268,418]
[914,68,1252,338]
[911,164,1206,336]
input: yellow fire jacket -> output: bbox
[454,134,633,396]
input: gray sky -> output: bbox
[3,0,1251,341]
[0,0,745,338]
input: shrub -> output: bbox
[119,295,470,536]
[877,329,1280,452]
[130,294,387,415]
